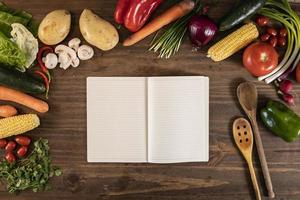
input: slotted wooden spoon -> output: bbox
[233,118,261,200]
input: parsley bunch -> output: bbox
[0,138,62,193]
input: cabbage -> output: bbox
[0,31,26,71]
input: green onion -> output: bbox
[259,0,300,83]
[149,0,203,59]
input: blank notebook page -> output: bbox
[87,77,147,163]
[148,77,209,163]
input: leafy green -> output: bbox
[0,139,62,194]
[0,31,26,71]
[0,2,32,21]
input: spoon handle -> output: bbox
[251,117,275,198]
[247,159,261,200]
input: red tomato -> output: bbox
[260,33,270,42]
[267,28,277,36]
[15,135,31,146]
[256,15,269,27]
[5,152,16,164]
[279,28,287,37]
[17,146,28,158]
[278,37,286,47]
[0,139,7,149]
[269,36,278,48]
[243,42,279,77]
[296,63,300,83]
[5,141,16,152]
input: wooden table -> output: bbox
[1,0,300,199]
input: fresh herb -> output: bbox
[149,0,203,58]
[0,138,62,194]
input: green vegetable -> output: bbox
[219,0,266,31]
[149,0,203,58]
[11,23,39,69]
[0,31,26,71]
[0,139,62,194]
[0,11,30,37]
[0,67,46,94]
[260,100,300,142]
[0,2,32,20]
[258,0,300,83]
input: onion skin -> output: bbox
[188,15,218,47]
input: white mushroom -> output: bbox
[44,53,58,69]
[55,45,78,70]
[58,52,72,70]
[68,38,81,52]
[77,45,94,60]
[71,57,80,68]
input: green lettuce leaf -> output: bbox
[0,31,26,71]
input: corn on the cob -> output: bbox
[0,114,40,139]
[208,23,259,62]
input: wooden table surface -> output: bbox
[1,0,300,199]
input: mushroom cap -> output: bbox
[68,38,81,51]
[78,45,94,61]
[45,53,58,69]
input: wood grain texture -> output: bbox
[1,0,300,199]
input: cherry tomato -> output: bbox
[15,135,31,146]
[269,36,278,48]
[278,37,286,47]
[17,146,28,158]
[243,42,279,77]
[260,33,271,42]
[256,15,269,27]
[267,27,277,36]
[0,139,7,149]
[296,63,300,83]
[5,141,16,152]
[279,28,288,37]
[5,152,16,164]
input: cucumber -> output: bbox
[0,67,46,94]
[219,0,266,31]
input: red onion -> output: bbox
[188,15,218,47]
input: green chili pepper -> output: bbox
[260,100,300,143]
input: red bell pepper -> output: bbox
[114,0,163,32]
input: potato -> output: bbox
[38,10,71,45]
[79,9,119,51]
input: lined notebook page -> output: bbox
[87,77,147,163]
[148,77,209,163]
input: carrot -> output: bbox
[123,0,195,46]
[0,105,18,118]
[0,86,49,113]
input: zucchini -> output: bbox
[219,0,266,31]
[0,67,45,94]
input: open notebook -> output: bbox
[87,77,209,163]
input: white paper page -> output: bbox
[87,77,147,163]
[148,77,209,163]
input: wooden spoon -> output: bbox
[233,118,261,200]
[237,82,275,198]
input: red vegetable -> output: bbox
[279,28,287,38]
[281,93,295,106]
[188,15,218,47]
[0,139,7,149]
[278,37,286,47]
[114,0,163,32]
[256,15,269,27]
[267,27,277,37]
[279,80,293,94]
[260,33,270,42]
[269,36,278,48]
[17,146,28,158]
[15,135,31,146]
[5,141,16,152]
[296,63,300,83]
[243,42,278,77]
[5,152,16,164]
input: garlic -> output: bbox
[68,38,81,52]
[44,53,58,69]
[77,45,94,60]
